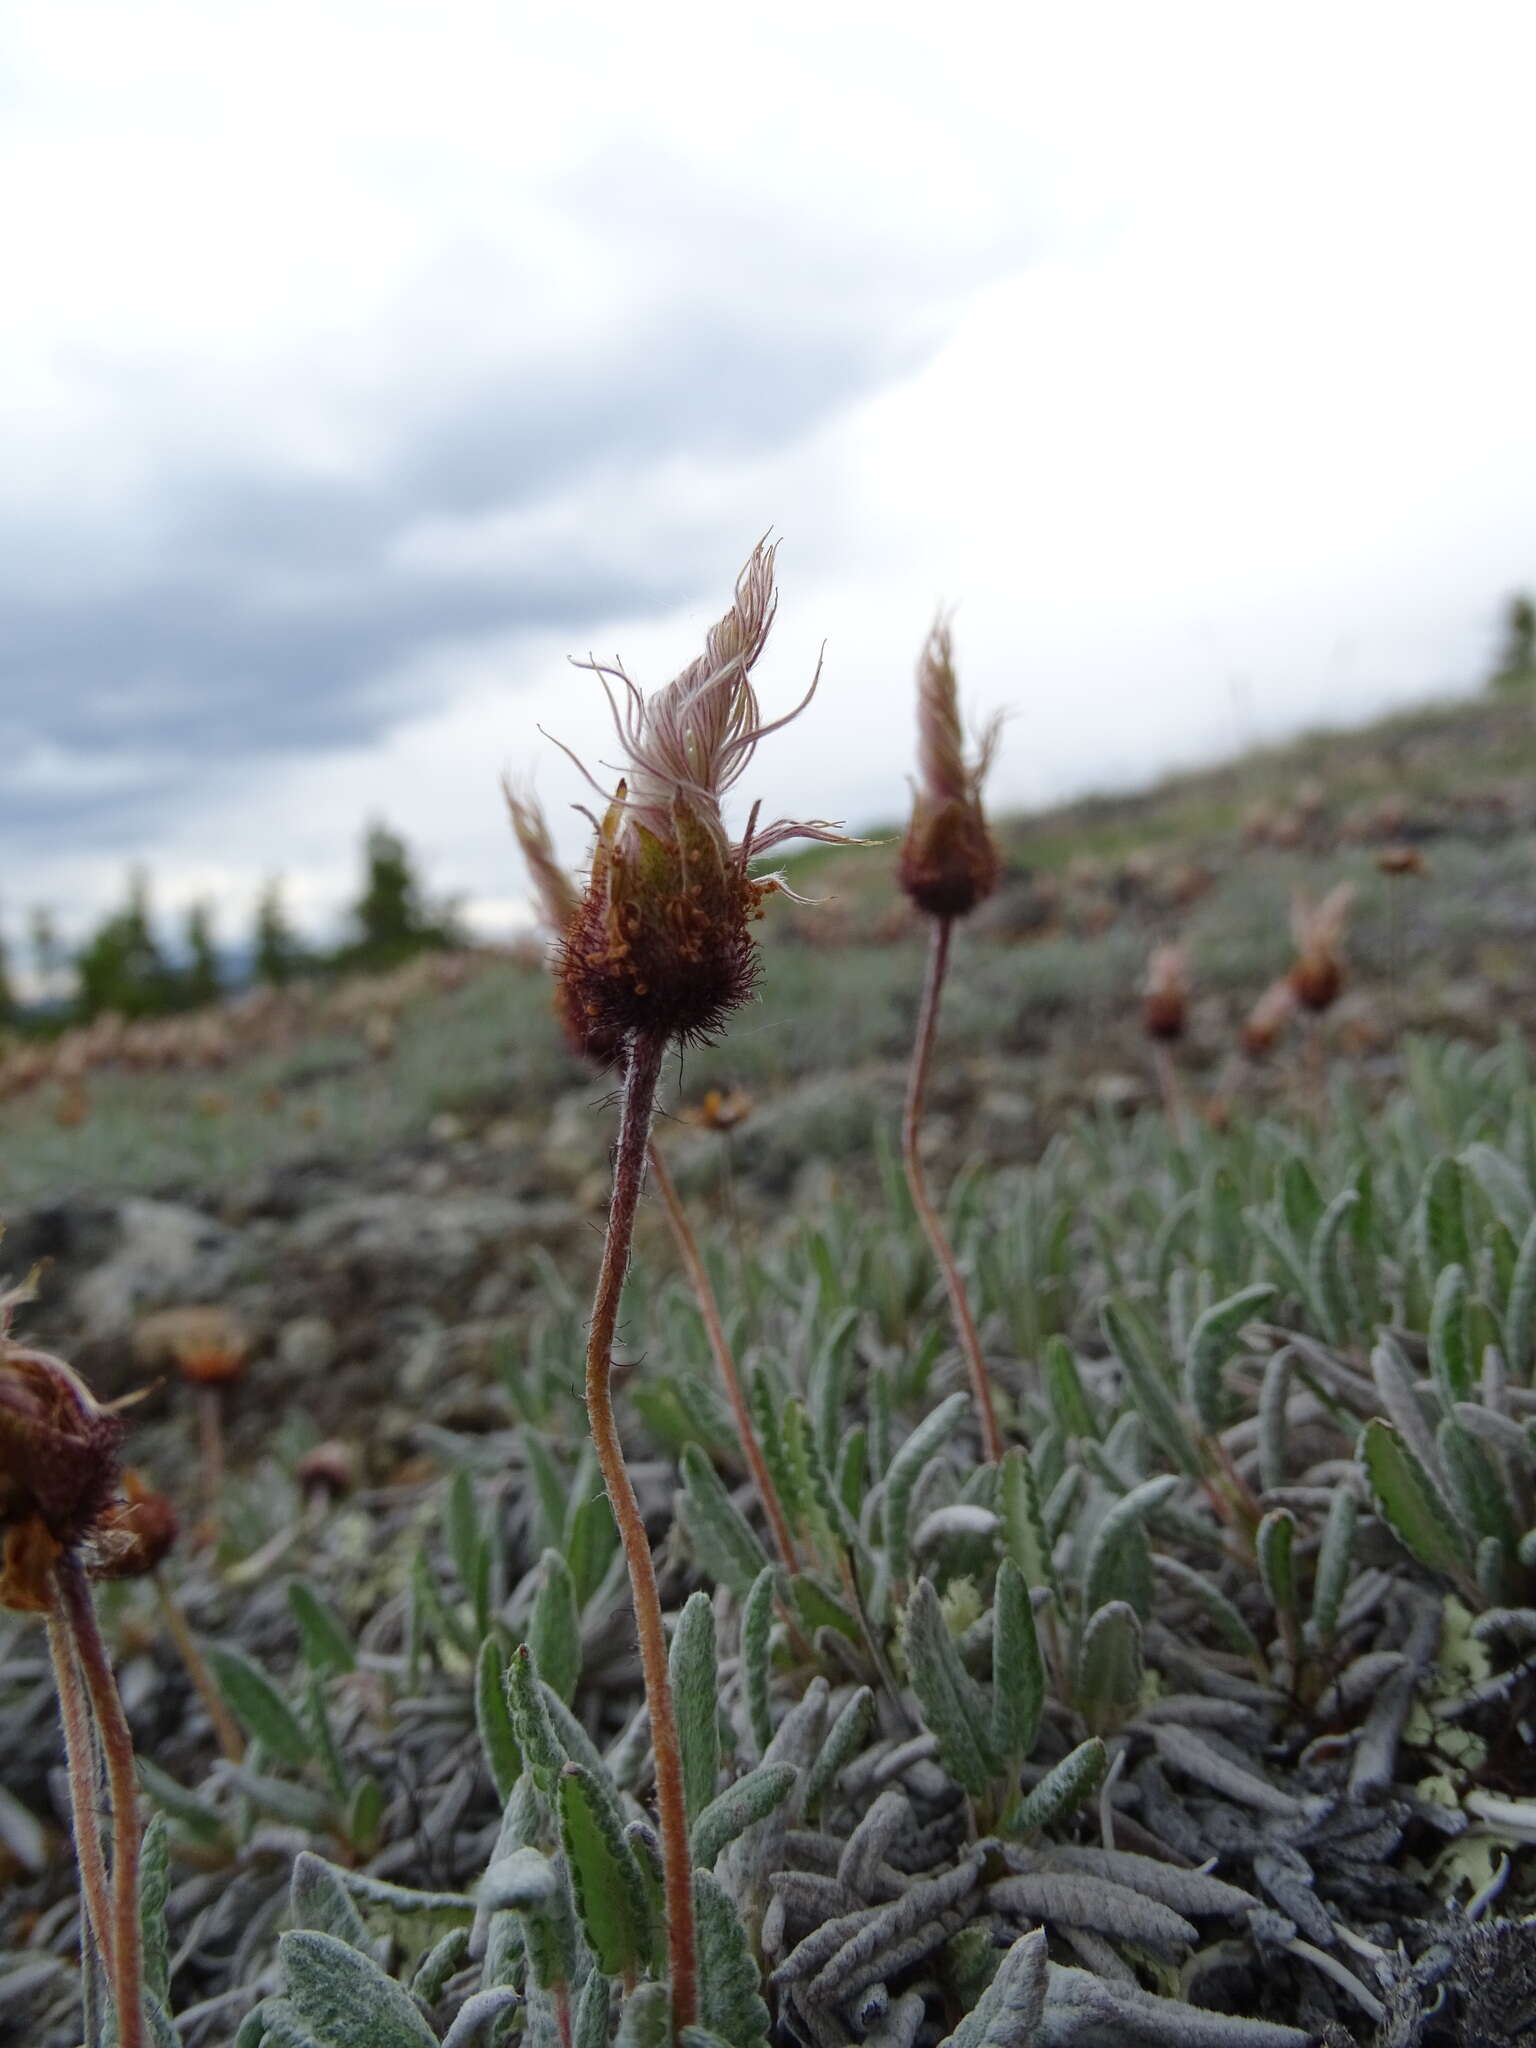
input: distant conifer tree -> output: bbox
[76,869,174,1020]
[253,879,303,987]
[184,902,221,1007]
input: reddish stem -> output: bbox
[903,918,1006,1464]
[647,1139,799,1575]
[44,1600,116,1982]
[153,1570,247,1762]
[54,1556,145,2048]
[586,1030,696,2034]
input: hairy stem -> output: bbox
[586,1031,696,2033]
[45,1598,116,1984]
[902,917,1006,1464]
[648,1138,799,1574]
[55,1556,146,2048]
[154,1571,246,1763]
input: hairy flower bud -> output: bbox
[553,542,844,1051]
[88,1471,178,1581]
[1142,943,1190,1043]
[0,1348,123,1609]
[898,615,1001,919]
[1241,976,1297,1059]
[505,780,628,1068]
[1288,882,1354,1014]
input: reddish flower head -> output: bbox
[1142,943,1190,1043]
[553,541,844,1050]
[1288,882,1354,1014]
[898,614,1002,919]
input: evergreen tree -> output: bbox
[343,822,462,967]
[1492,592,1536,690]
[76,869,174,1020]
[184,901,221,1007]
[254,878,303,987]
[30,907,60,1001]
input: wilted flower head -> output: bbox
[87,1470,178,1581]
[555,541,844,1049]
[1241,976,1298,1059]
[898,613,1002,919]
[1142,943,1190,1043]
[504,780,626,1068]
[0,1342,124,1610]
[1288,881,1355,1013]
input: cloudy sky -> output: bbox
[4,1,1534,960]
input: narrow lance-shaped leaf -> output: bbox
[740,1566,775,1757]
[1100,1299,1201,1477]
[1256,1508,1297,1619]
[692,1762,797,1868]
[1007,1738,1108,1836]
[1308,1488,1356,1645]
[1082,1474,1179,1620]
[1075,1600,1143,1734]
[278,1929,437,2047]
[804,1686,874,1817]
[1000,1446,1059,1602]
[1429,1264,1473,1411]
[678,1445,771,1597]
[1184,1284,1275,1434]
[884,1392,968,1585]
[506,1643,566,1795]
[1307,1187,1359,1347]
[288,1580,358,1678]
[206,1645,314,1768]
[1505,1209,1536,1382]
[669,1592,721,1826]
[990,1558,1044,1768]
[903,1576,999,1796]
[529,1549,582,1706]
[1361,1419,1473,1584]
[558,1764,653,1978]
[475,1639,522,1804]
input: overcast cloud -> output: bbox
[3,1,1534,953]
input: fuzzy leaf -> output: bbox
[506,1644,566,1795]
[692,1762,798,1868]
[1152,1552,1260,1659]
[694,1868,771,2046]
[1100,1299,1201,1476]
[1074,1601,1143,1731]
[138,1811,171,2007]
[575,1969,613,2048]
[475,1639,522,1804]
[529,1549,582,1706]
[287,1581,357,1679]
[1437,1417,1518,1555]
[1000,1446,1060,1601]
[805,1686,874,1816]
[558,1763,652,1978]
[1082,1475,1178,1620]
[903,1576,999,1796]
[1307,1187,1359,1347]
[1256,1508,1297,1618]
[206,1646,314,1768]
[940,1925,1047,2048]
[670,1591,721,1826]
[1361,1418,1472,1582]
[278,1930,436,2047]
[1506,1209,1536,1381]
[1308,1488,1357,1644]
[1184,1284,1274,1433]
[1429,1264,1473,1411]
[565,1489,619,1608]
[1007,1737,1107,1834]
[885,1392,969,1584]
[1419,1155,1471,1283]
[290,1852,370,1950]
[615,1982,671,2048]
[1043,1335,1098,1439]
[990,1558,1044,1767]
[678,1445,771,1597]
[740,1566,776,1756]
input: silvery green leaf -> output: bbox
[939,1925,1047,2048]
[903,1577,999,1796]
[1437,1417,1518,1554]
[1418,1155,1471,1284]
[1256,1509,1297,1619]
[213,1763,333,1830]
[804,1685,874,1816]
[558,1764,652,1978]
[1007,1738,1107,1835]
[884,1392,968,1585]
[445,1468,490,1635]
[694,1868,771,2048]
[290,1853,370,1950]
[475,1639,522,1804]
[1257,1345,1295,1493]
[987,1869,1197,1956]
[1307,1187,1359,1347]
[1100,1299,1201,1477]
[1371,1336,1443,1480]
[137,1810,171,2008]
[529,1550,581,1706]
[1148,1723,1303,1818]
[1082,1476,1178,1620]
[1361,1418,1473,1584]
[692,1762,797,1868]
[1043,1335,1098,1440]
[1183,1285,1274,1434]
[1001,1446,1060,1601]
[670,1592,721,1826]
[409,1926,469,2005]
[1034,1844,1257,1919]
[1042,1965,1312,2045]
[507,1644,566,1796]
[287,1580,357,1678]
[1308,1488,1356,1644]
[1074,1601,1142,1731]
[1463,1141,1534,1238]
[574,1969,613,2048]
[740,1566,776,1756]
[614,1981,671,2048]
[565,1488,618,1608]
[678,1446,771,1597]
[1429,1264,1473,1411]
[440,1989,522,2048]
[1506,1210,1536,1381]
[277,1930,436,2047]
[991,1558,1045,1768]
[1151,1553,1259,1659]
[206,1646,314,1768]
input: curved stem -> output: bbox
[902,918,1006,1465]
[647,1139,799,1575]
[45,1599,116,1984]
[153,1570,247,1763]
[55,1556,146,2048]
[586,1031,696,2034]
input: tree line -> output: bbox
[0,822,463,1032]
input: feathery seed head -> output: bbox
[899,613,1001,919]
[503,779,626,1068]
[555,541,844,1050]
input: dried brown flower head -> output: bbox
[1377,842,1426,878]
[898,614,1002,919]
[555,541,843,1050]
[1288,881,1355,1013]
[504,780,627,1068]
[1141,943,1190,1043]
[1241,976,1298,1059]
[87,1471,178,1581]
[0,1345,124,1609]
[296,1439,360,1500]
[137,1305,250,1387]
